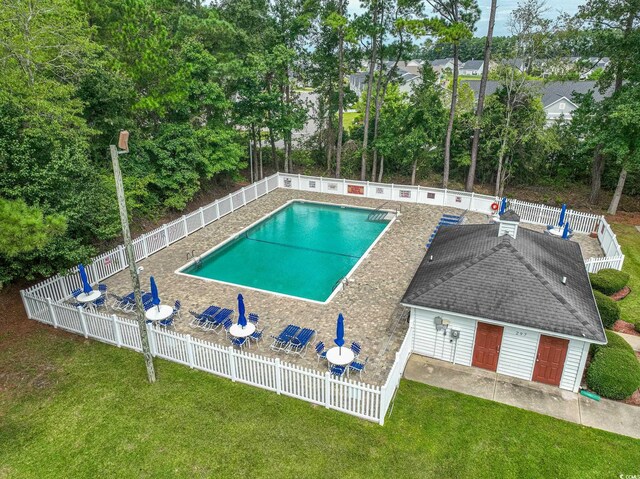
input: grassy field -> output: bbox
[612,223,640,326]
[343,111,358,131]
[2,322,639,478]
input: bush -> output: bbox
[586,348,640,400]
[590,330,634,356]
[589,269,630,295]
[593,290,621,329]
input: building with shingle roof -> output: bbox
[401,212,605,392]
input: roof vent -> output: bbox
[498,210,520,239]
[562,276,567,285]
[429,254,434,262]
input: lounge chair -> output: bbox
[92,295,107,310]
[230,336,248,349]
[249,328,264,343]
[110,293,132,312]
[159,316,174,329]
[269,325,300,352]
[98,284,108,294]
[248,313,259,324]
[350,342,362,357]
[287,328,316,356]
[188,310,209,329]
[71,288,82,298]
[330,365,347,377]
[315,342,328,364]
[208,309,233,332]
[348,356,368,377]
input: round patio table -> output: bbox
[326,347,355,366]
[229,323,256,338]
[145,305,173,321]
[77,290,101,303]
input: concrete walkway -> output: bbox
[615,331,640,352]
[404,355,640,439]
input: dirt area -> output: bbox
[611,286,631,301]
[613,320,639,337]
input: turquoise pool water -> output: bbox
[181,201,391,302]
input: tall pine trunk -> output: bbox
[466,0,496,192]
[443,44,459,188]
[378,154,384,182]
[607,167,627,215]
[590,146,604,204]
[335,13,345,178]
[360,2,379,181]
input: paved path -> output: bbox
[404,355,640,439]
[615,331,640,352]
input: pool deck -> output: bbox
[101,189,603,385]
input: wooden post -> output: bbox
[110,144,156,383]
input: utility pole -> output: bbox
[110,132,156,383]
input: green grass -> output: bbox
[2,327,639,478]
[343,111,358,131]
[612,223,640,325]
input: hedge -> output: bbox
[589,269,630,295]
[590,330,634,356]
[586,348,640,400]
[593,290,620,329]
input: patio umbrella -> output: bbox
[150,276,161,309]
[237,293,247,328]
[499,197,507,215]
[334,313,345,354]
[78,264,93,294]
[558,204,567,226]
[562,222,570,239]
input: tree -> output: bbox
[466,0,496,192]
[424,0,479,188]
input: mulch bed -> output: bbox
[610,286,631,301]
[613,320,640,336]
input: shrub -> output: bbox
[589,269,630,295]
[586,348,640,400]
[593,291,621,329]
[590,330,634,356]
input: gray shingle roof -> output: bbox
[500,210,520,222]
[401,224,606,342]
[462,60,484,70]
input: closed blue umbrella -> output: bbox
[78,264,92,294]
[150,276,161,308]
[499,197,507,215]
[334,313,345,354]
[562,222,570,239]
[237,293,247,328]
[558,204,567,226]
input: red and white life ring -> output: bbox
[490,202,500,212]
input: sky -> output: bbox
[348,0,584,37]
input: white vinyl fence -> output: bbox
[21,292,397,424]
[20,171,624,425]
[277,173,624,273]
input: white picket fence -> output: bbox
[277,173,625,273]
[19,171,625,425]
[21,292,395,423]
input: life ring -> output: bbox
[491,202,499,211]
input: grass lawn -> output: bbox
[2,325,639,478]
[343,111,358,131]
[612,223,640,325]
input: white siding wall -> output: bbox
[412,307,591,393]
[412,308,476,366]
[496,326,540,380]
[560,340,589,392]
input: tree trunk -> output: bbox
[371,59,384,182]
[258,131,263,180]
[335,10,345,179]
[326,114,333,173]
[378,154,384,182]
[443,44,459,188]
[411,158,418,185]
[268,127,278,171]
[466,0,496,192]
[360,2,379,181]
[589,146,604,204]
[607,167,627,215]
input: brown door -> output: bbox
[533,335,569,386]
[472,323,503,371]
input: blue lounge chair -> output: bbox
[110,293,131,312]
[209,309,233,332]
[287,328,316,356]
[230,336,247,349]
[270,325,300,352]
[92,296,107,310]
[350,341,362,357]
[71,288,82,298]
[188,310,210,329]
[159,316,174,328]
[98,284,108,294]
[248,313,259,324]
[330,365,347,377]
[315,341,328,364]
[250,328,264,343]
[349,356,368,377]
[221,318,233,336]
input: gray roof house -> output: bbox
[401,212,605,392]
[462,80,613,125]
[460,59,484,75]
[429,58,454,74]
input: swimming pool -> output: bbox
[178,200,395,302]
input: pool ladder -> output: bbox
[187,250,202,268]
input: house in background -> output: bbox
[462,80,613,125]
[429,58,454,75]
[401,211,606,392]
[460,59,484,75]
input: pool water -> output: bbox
[181,201,392,302]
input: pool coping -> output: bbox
[174,198,398,304]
